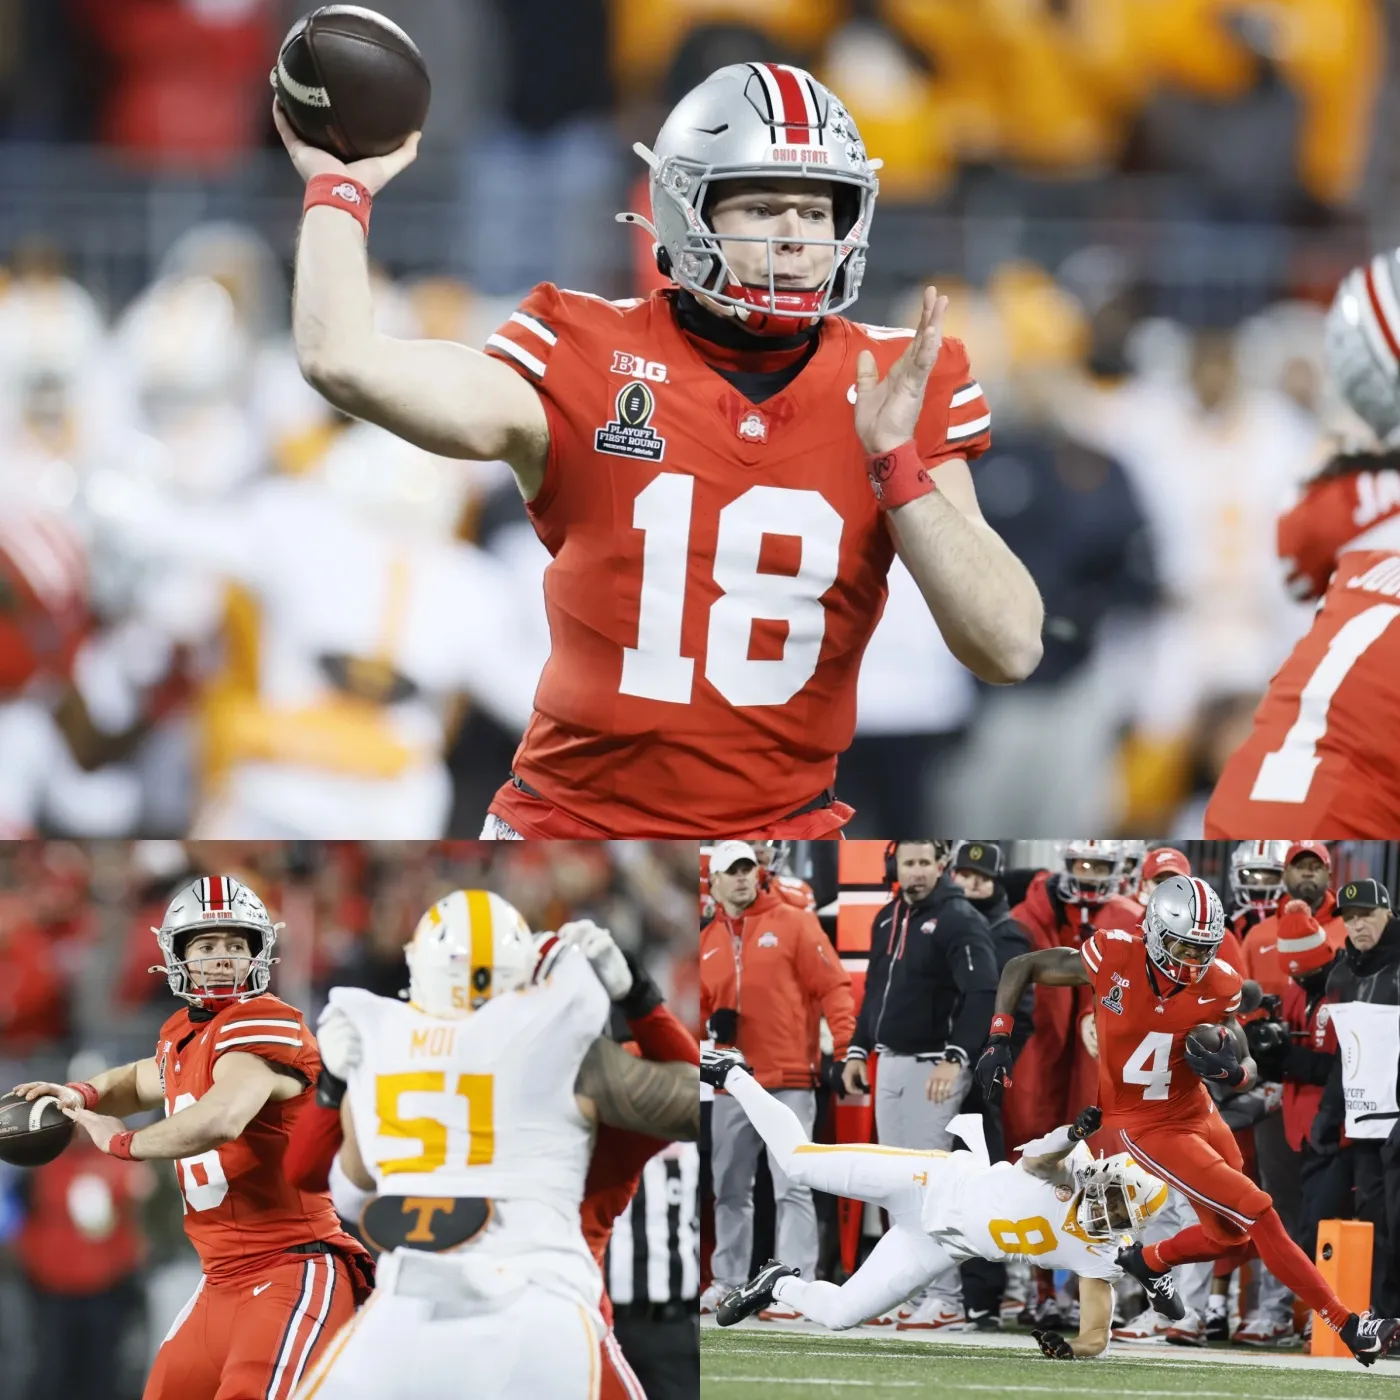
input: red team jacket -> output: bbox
[1207,464,1400,837]
[483,285,991,837]
[154,993,370,1287]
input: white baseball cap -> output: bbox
[710,841,759,874]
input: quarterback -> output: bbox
[276,62,1043,838]
[702,1048,1161,1359]
[12,876,374,1400]
[288,890,699,1400]
[1206,250,1400,837]
[978,874,1400,1365]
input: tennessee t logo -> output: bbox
[402,1197,455,1242]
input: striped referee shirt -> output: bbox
[606,1143,700,1307]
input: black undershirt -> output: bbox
[674,291,820,405]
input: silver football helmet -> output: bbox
[1117,840,1149,898]
[1143,874,1225,986]
[1325,250,1400,441]
[1229,840,1290,915]
[619,63,881,333]
[150,875,281,1006]
[1057,839,1124,908]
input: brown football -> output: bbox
[0,1092,74,1167]
[272,6,430,162]
[1186,1021,1248,1063]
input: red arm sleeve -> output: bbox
[625,1003,700,1066]
[283,1097,345,1194]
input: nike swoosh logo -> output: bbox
[703,949,720,960]
[253,1282,272,1296]
[1197,996,1216,1004]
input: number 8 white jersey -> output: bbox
[333,943,609,1300]
[921,1144,1125,1281]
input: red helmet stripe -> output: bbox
[1365,259,1400,365]
[208,876,226,911]
[1190,877,1212,933]
[763,64,810,145]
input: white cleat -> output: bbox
[1232,1312,1300,1347]
[700,1282,726,1316]
[895,1296,966,1331]
[1112,1306,1173,1343]
[1166,1308,1208,1347]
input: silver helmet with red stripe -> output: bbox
[1143,874,1225,986]
[1326,250,1400,440]
[621,62,880,333]
[1228,839,1289,915]
[151,875,281,1006]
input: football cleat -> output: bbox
[966,1308,1001,1332]
[1165,1309,1207,1347]
[1340,1311,1400,1366]
[1116,1243,1185,1321]
[895,1296,965,1331]
[699,1282,725,1315]
[1231,1312,1295,1346]
[716,1260,799,1327]
[700,1047,749,1091]
[1112,1306,1173,1343]
[1204,1302,1230,1342]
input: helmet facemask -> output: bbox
[151,875,280,1009]
[1143,875,1225,985]
[1058,841,1124,909]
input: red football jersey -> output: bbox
[1205,548,1400,837]
[484,286,991,836]
[154,993,360,1283]
[1278,463,1400,602]
[1078,928,1243,1129]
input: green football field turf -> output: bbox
[701,1328,1400,1399]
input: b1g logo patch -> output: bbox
[1111,972,1131,989]
[595,381,666,461]
[1101,985,1125,1016]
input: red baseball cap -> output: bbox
[1142,847,1191,882]
[1285,841,1331,868]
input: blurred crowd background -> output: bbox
[0,0,1396,836]
[0,837,699,1399]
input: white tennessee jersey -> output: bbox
[332,944,609,1304]
[921,1144,1123,1281]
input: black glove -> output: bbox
[617,950,664,1021]
[708,1008,738,1044]
[316,1068,347,1110]
[974,1036,1014,1103]
[1244,1018,1290,1081]
[1069,1105,1101,1142]
[1032,1328,1075,1359]
[1184,1030,1246,1088]
[820,1054,848,1099]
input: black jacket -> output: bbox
[1313,918,1400,1150]
[848,874,1000,1063]
[966,887,1036,1048]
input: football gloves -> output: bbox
[1184,1031,1247,1088]
[1068,1105,1102,1142]
[316,1005,363,1080]
[561,920,634,1002]
[1032,1328,1075,1360]
[974,1036,1014,1102]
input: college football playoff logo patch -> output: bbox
[595,381,666,461]
[1101,985,1125,1016]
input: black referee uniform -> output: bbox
[606,1144,700,1400]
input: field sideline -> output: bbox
[701,1318,1400,1398]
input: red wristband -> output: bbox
[66,1081,99,1111]
[108,1130,138,1161]
[989,1013,1014,1039]
[304,173,372,239]
[866,440,936,511]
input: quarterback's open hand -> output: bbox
[853,285,948,456]
[63,1106,127,1155]
[273,101,420,193]
[1032,1328,1075,1360]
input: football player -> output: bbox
[977,874,1400,1366]
[274,63,1043,840]
[11,876,374,1400]
[1227,840,1290,937]
[282,913,699,1400]
[702,1049,1161,1359]
[1205,250,1400,837]
[291,891,699,1399]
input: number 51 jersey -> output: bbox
[485,285,991,836]
[331,944,610,1304]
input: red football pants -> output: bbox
[145,1252,356,1400]
[1104,1111,1271,1244]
